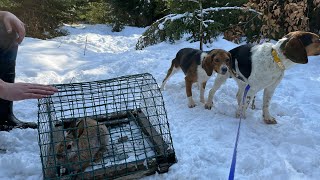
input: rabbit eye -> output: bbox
[67,144,72,149]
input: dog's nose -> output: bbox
[221,67,228,74]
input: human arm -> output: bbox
[0,11,25,43]
[0,79,58,101]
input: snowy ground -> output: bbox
[0,24,319,180]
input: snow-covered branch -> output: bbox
[156,12,193,30]
[202,20,215,28]
[156,6,261,30]
[188,0,199,3]
[136,6,262,50]
[201,6,262,15]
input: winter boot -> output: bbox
[0,22,37,131]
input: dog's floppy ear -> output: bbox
[227,51,232,60]
[282,37,308,64]
[227,52,232,68]
[227,52,232,59]
[202,50,216,76]
[209,49,216,59]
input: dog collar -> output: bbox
[272,49,285,70]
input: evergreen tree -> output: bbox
[106,0,166,31]
[136,0,259,50]
[0,0,75,39]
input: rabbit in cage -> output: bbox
[54,117,109,176]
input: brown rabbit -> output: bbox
[55,117,109,175]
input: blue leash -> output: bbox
[228,84,251,180]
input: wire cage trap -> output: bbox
[37,73,177,180]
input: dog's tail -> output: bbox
[163,58,178,83]
[160,58,180,90]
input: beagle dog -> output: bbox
[205,31,320,124]
[160,48,231,108]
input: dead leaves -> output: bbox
[224,0,320,43]
[245,0,316,39]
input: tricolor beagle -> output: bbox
[160,48,231,108]
[205,31,320,124]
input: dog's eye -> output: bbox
[214,58,220,62]
[226,58,230,62]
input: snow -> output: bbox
[0,24,319,180]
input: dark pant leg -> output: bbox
[0,22,37,130]
[0,21,18,120]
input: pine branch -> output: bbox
[156,6,262,29]
[200,6,262,15]
[188,0,199,3]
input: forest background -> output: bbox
[1,0,320,48]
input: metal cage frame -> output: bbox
[37,73,177,179]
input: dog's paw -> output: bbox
[188,103,196,108]
[264,117,277,124]
[188,97,196,108]
[236,109,246,119]
[204,102,213,110]
[236,111,240,118]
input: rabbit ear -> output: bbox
[75,119,85,138]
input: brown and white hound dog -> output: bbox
[160,48,231,108]
[205,31,320,124]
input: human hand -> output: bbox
[0,80,58,101]
[0,11,25,44]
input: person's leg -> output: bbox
[0,22,37,131]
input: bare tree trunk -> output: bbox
[199,0,203,50]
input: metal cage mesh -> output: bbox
[37,73,176,180]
